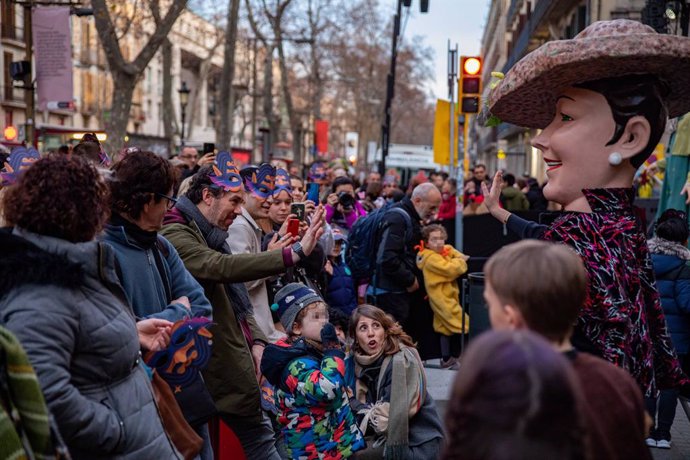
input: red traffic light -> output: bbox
[4,125,17,141]
[462,56,482,76]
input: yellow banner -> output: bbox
[433,99,458,166]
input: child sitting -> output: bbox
[261,283,364,459]
[324,232,358,316]
[483,240,652,460]
[416,224,469,369]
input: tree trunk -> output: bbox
[218,0,241,149]
[162,38,176,155]
[92,0,188,154]
[107,72,136,158]
[262,43,279,153]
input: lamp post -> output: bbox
[178,81,190,147]
[379,0,429,175]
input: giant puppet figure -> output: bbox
[482,20,690,397]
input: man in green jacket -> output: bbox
[161,157,324,459]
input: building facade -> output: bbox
[0,2,255,157]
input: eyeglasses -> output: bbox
[155,192,177,210]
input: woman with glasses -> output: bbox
[103,150,212,321]
[103,149,215,457]
[645,209,690,449]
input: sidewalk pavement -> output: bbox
[423,361,690,459]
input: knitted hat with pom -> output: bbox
[271,283,324,332]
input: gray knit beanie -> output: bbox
[271,283,324,333]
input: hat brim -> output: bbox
[489,33,690,129]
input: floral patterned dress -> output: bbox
[539,188,687,396]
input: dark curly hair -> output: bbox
[3,154,109,242]
[110,151,176,220]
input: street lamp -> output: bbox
[178,81,191,147]
[380,0,429,175]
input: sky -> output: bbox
[398,0,490,100]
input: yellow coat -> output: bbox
[416,245,469,335]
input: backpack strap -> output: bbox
[153,236,173,304]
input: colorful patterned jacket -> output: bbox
[261,338,365,459]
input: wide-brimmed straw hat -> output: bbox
[488,19,690,129]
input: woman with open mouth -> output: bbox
[481,19,690,400]
[345,304,444,459]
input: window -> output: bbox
[3,52,13,101]
[1,0,16,40]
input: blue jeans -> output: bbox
[193,423,213,460]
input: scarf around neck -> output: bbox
[174,196,253,321]
[110,211,158,248]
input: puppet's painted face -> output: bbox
[531,87,619,208]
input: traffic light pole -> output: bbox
[447,42,457,179]
[23,1,35,146]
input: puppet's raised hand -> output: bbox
[481,170,503,214]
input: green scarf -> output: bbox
[0,326,55,459]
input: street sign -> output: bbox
[46,101,75,110]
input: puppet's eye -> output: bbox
[561,113,573,122]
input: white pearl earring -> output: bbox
[608,152,622,166]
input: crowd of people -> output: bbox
[2,17,690,460]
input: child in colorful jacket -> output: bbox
[416,224,469,370]
[261,283,365,459]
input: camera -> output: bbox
[338,192,355,210]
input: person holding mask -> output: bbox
[346,305,444,459]
[0,155,179,458]
[325,177,367,235]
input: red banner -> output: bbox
[314,119,329,156]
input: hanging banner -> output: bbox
[314,119,329,156]
[433,99,458,166]
[33,7,74,111]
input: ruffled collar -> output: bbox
[582,188,635,213]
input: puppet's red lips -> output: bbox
[544,157,562,171]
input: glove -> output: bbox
[320,323,340,350]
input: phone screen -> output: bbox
[287,218,300,237]
[290,203,306,221]
[306,183,320,203]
